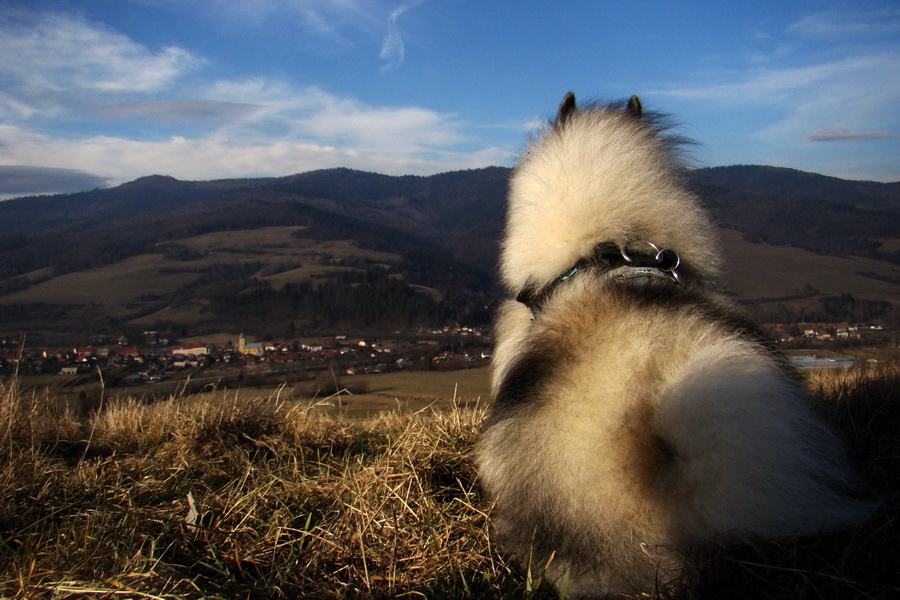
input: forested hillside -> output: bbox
[692,166,900,263]
[0,165,897,342]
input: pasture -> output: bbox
[0,226,408,329]
[719,229,900,302]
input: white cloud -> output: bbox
[196,79,470,156]
[0,53,501,183]
[0,5,503,194]
[0,12,204,96]
[653,5,900,130]
[293,96,464,151]
[0,123,506,185]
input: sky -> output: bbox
[0,0,898,200]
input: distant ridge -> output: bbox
[692,165,899,210]
[1,165,899,341]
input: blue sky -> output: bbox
[0,0,898,199]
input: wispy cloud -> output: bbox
[653,54,899,105]
[141,0,380,33]
[205,0,428,70]
[804,129,897,142]
[787,8,900,37]
[653,52,900,145]
[645,6,900,181]
[171,0,421,65]
[380,0,424,71]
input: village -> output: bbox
[0,325,493,390]
[764,322,891,345]
[1,321,896,388]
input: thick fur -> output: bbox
[476,94,871,598]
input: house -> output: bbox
[116,346,144,364]
[171,343,209,357]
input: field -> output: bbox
[326,368,492,416]
[0,226,408,330]
[1,365,899,599]
[4,225,900,344]
[719,229,900,302]
[28,367,493,419]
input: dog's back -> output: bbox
[476,94,871,598]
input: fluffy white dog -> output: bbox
[476,93,871,598]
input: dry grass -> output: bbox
[1,365,898,599]
[0,380,541,599]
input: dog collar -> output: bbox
[515,239,682,314]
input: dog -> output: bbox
[475,93,871,598]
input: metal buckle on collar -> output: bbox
[619,239,681,282]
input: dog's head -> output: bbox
[500,93,721,296]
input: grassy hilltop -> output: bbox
[1,366,899,599]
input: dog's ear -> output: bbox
[556,92,576,127]
[626,95,642,119]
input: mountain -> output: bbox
[0,168,508,342]
[691,166,900,211]
[690,166,900,262]
[0,165,898,343]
